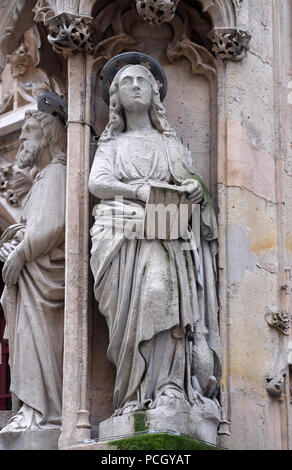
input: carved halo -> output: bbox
[99,52,168,106]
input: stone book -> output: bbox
[144,182,199,240]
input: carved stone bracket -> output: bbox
[0,165,38,207]
[208,27,251,61]
[33,1,94,58]
[265,311,290,336]
[46,13,93,57]
[265,373,286,398]
[136,0,180,27]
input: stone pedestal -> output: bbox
[0,411,15,431]
[0,429,60,450]
[99,399,221,446]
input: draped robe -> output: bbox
[1,161,66,427]
[89,132,221,414]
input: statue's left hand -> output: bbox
[182,179,203,204]
[2,249,25,286]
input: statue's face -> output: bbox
[17,116,43,169]
[118,65,152,113]
[20,117,43,145]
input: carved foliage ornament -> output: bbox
[136,0,180,27]
[265,311,290,336]
[208,28,251,61]
[33,1,94,57]
[47,12,94,57]
[0,165,38,207]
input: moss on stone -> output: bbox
[133,412,148,433]
[111,433,220,450]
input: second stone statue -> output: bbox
[89,52,222,445]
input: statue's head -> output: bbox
[100,64,174,142]
[118,65,153,114]
[16,110,67,169]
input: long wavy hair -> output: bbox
[99,64,176,143]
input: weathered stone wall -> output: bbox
[218,0,292,450]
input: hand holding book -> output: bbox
[182,179,203,204]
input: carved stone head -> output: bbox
[100,64,174,142]
[16,110,66,169]
[118,65,153,113]
[136,0,179,26]
[266,374,285,398]
[7,43,30,78]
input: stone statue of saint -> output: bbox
[89,55,221,439]
[0,109,66,433]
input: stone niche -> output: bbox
[89,0,217,437]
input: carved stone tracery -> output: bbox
[92,0,217,80]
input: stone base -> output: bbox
[0,411,15,431]
[99,398,220,446]
[68,433,220,450]
[0,428,60,450]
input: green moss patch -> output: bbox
[111,432,220,450]
[133,412,148,433]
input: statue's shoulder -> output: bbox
[41,162,66,185]
[95,137,118,158]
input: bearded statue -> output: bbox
[0,107,66,435]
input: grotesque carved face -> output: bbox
[136,0,179,27]
[17,117,43,169]
[118,65,152,113]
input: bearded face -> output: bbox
[16,140,42,169]
[16,116,43,169]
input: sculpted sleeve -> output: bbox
[89,140,141,200]
[15,162,66,263]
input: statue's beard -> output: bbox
[16,141,41,169]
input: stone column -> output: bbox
[33,10,95,449]
[59,50,93,449]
